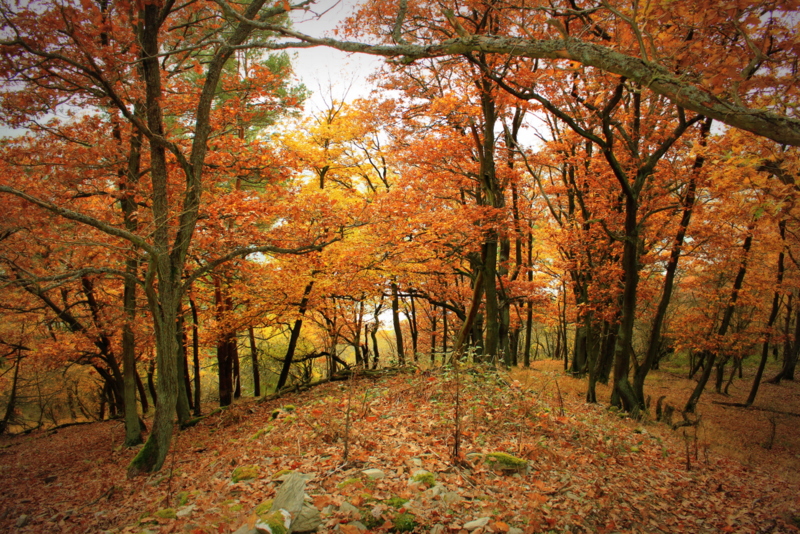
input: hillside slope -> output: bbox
[1,364,798,533]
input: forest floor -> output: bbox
[1,360,799,534]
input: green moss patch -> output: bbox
[393,512,417,532]
[153,508,176,519]
[485,452,528,472]
[231,464,259,483]
[255,510,290,534]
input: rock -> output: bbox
[362,468,385,480]
[422,484,445,499]
[176,505,195,518]
[338,502,360,516]
[232,526,258,534]
[440,491,462,506]
[507,528,524,534]
[344,521,367,531]
[484,452,527,473]
[16,514,29,528]
[464,517,490,531]
[291,503,322,533]
[256,509,292,534]
[429,524,446,534]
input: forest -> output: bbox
[1,0,799,532]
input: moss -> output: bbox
[271,409,281,419]
[337,477,362,489]
[485,452,528,472]
[283,404,296,412]
[229,504,243,512]
[393,512,417,532]
[411,472,436,487]
[361,509,384,529]
[255,510,290,534]
[254,499,274,516]
[153,508,176,519]
[176,491,190,506]
[272,469,294,479]
[251,425,274,440]
[384,496,409,509]
[127,436,161,477]
[231,464,259,483]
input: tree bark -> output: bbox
[276,281,314,391]
[391,281,406,365]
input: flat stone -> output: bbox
[345,521,367,531]
[430,524,446,534]
[338,501,359,515]
[291,503,322,533]
[176,505,195,518]
[362,468,385,480]
[16,514,29,527]
[507,528,524,534]
[464,517,491,531]
[232,525,257,534]
[440,491,462,505]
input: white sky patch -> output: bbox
[289,0,383,113]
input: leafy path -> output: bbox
[1,365,798,533]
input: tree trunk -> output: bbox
[0,351,23,434]
[189,292,201,415]
[249,326,261,397]
[391,281,406,365]
[276,281,314,391]
[746,219,785,405]
[685,224,755,413]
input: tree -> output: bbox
[0,0,335,474]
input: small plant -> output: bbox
[393,512,417,532]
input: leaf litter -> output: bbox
[0,363,798,533]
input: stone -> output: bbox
[440,491,462,506]
[176,505,195,518]
[16,514,29,528]
[231,465,260,483]
[232,526,258,534]
[464,517,490,531]
[362,468,385,480]
[507,528,524,534]
[344,521,367,531]
[338,502,360,516]
[291,503,322,533]
[429,524,446,534]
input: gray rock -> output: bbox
[463,517,490,531]
[338,501,360,516]
[16,514,29,528]
[272,473,313,517]
[176,505,195,518]
[291,503,322,533]
[429,524,446,534]
[508,528,524,534]
[344,521,367,531]
[440,491,462,505]
[232,526,258,534]
[362,468,385,480]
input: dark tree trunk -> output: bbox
[391,281,406,365]
[249,326,261,397]
[276,281,314,391]
[685,224,755,413]
[189,292,201,415]
[746,219,785,405]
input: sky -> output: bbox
[288,0,384,114]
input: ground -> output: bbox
[0,360,798,533]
